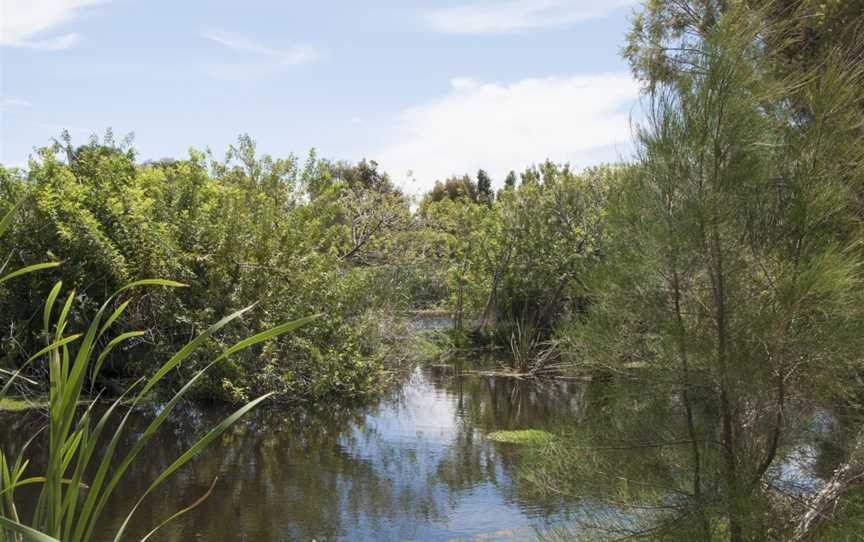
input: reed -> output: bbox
[0,200,313,541]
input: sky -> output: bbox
[0,0,643,194]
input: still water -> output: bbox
[1,368,589,541]
[2,362,841,541]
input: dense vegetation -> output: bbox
[2,0,864,540]
[0,136,420,404]
[528,2,864,541]
[0,134,622,403]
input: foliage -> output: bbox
[531,5,864,541]
[487,429,555,445]
[417,162,615,372]
[814,485,864,541]
[0,136,414,404]
[0,199,315,542]
[624,0,864,91]
[2,3,864,536]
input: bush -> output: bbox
[0,134,414,404]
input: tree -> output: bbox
[520,166,539,186]
[425,175,479,204]
[625,0,864,95]
[476,169,493,205]
[0,135,414,405]
[538,9,864,540]
[503,170,517,190]
[418,162,612,371]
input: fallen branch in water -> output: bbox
[791,429,864,541]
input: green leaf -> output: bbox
[138,304,255,398]
[91,331,146,383]
[113,279,187,296]
[138,477,219,542]
[44,281,64,334]
[0,516,62,542]
[0,262,61,286]
[0,198,22,238]
[0,334,82,400]
[213,314,320,364]
[98,300,131,339]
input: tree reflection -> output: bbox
[524,377,842,540]
[0,369,585,541]
[0,369,840,541]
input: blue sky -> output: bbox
[1,0,642,193]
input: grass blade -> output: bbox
[0,516,61,542]
[213,314,320,363]
[0,335,82,400]
[43,282,63,333]
[0,199,22,239]
[90,331,146,386]
[0,263,60,286]
[138,477,219,542]
[98,301,131,339]
[111,394,274,542]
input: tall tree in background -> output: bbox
[476,169,494,205]
[503,170,517,191]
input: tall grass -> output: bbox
[505,318,560,375]
[0,200,314,541]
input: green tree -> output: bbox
[417,162,612,371]
[477,169,494,205]
[503,170,517,190]
[0,134,415,405]
[543,9,864,540]
[625,0,864,94]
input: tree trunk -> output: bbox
[671,265,710,539]
[478,236,513,332]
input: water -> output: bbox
[1,365,844,541]
[1,368,587,541]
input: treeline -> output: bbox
[0,128,614,401]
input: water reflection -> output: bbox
[1,367,842,541]
[519,377,847,540]
[0,368,586,542]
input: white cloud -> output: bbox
[1,0,105,49]
[425,0,636,33]
[1,97,31,108]
[201,30,321,78]
[376,73,639,194]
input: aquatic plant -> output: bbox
[487,429,555,446]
